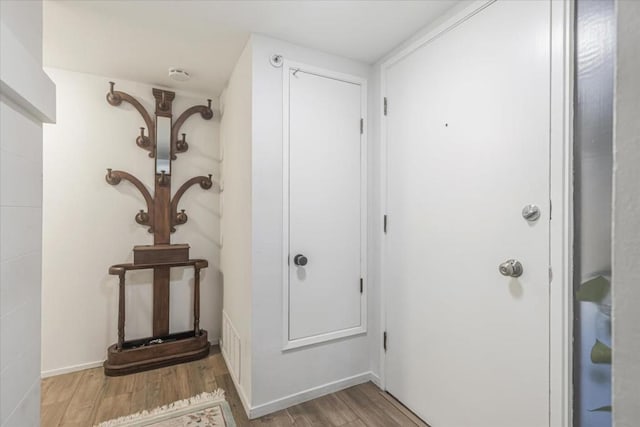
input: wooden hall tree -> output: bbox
[103,82,219,375]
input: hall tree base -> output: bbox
[104,332,210,376]
[103,83,218,376]
[103,260,210,376]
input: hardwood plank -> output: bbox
[358,382,425,426]
[282,406,314,427]
[296,393,358,426]
[41,371,82,405]
[336,385,408,427]
[91,393,133,425]
[158,365,181,406]
[378,390,431,427]
[129,370,151,415]
[41,401,68,427]
[40,370,84,427]
[142,366,163,409]
[249,409,294,426]
[184,357,209,395]
[214,373,251,427]
[101,371,135,398]
[57,368,105,427]
[199,354,220,391]
[210,351,229,375]
[173,363,194,400]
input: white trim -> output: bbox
[380,0,495,71]
[248,371,374,419]
[0,21,55,123]
[41,360,104,378]
[378,1,573,426]
[548,0,574,426]
[369,372,382,388]
[281,60,368,350]
[282,327,367,351]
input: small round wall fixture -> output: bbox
[270,54,283,68]
[168,68,190,82]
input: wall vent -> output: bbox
[221,311,241,383]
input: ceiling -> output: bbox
[44,1,462,96]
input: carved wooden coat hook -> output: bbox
[105,82,218,241]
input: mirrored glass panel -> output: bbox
[156,116,171,175]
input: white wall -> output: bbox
[41,68,221,375]
[0,100,43,427]
[219,40,253,403]
[0,1,55,426]
[612,0,640,424]
[249,34,373,410]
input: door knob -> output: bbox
[499,259,523,277]
[293,254,308,266]
[522,204,541,222]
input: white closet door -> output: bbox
[285,66,365,348]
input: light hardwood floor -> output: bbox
[41,346,427,427]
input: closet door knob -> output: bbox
[293,254,308,266]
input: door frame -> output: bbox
[377,1,574,426]
[281,60,368,350]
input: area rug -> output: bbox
[95,390,236,427]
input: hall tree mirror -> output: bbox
[156,116,172,175]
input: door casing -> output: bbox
[282,60,368,350]
[377,1,574,426]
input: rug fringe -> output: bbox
[95,389,226,427]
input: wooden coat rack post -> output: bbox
[103,82,217,376]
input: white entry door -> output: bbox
[384,1,551,426]
[284,64,366,349]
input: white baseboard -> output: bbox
[369,371,382,388]
[41,360,104,378]
[248,371,375,419]
[41,338,220,379]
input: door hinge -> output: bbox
[549,267,553,283]
[360,278,363,293]
[383,215,388,233]
[383,97,388,116]
[383,331,387,351]
[360,118,364,134]
[549,199,553,220]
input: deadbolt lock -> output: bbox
[522,204,541,222]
